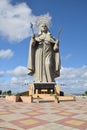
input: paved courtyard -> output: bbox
[0,96,87,130]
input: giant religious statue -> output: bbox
[28,16,61,83]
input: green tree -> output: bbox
[85,91,87,95]
[7,90,12,95]
[0,90,2,95]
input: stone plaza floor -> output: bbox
[0,96,87,130]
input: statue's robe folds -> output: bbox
[28,32,61,82]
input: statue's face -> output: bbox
[40,24,47,33]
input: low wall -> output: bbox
[5,95,33,103]
[20,96,33,103]
[6,95,18,102]
[59,96,76,101]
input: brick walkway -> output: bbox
[0,97,87,130]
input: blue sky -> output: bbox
[0,0,87,94]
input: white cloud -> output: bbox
[59,65,87,79]
[11,77,18,84]
[0,49,14,59]
[65,54,72,60]
[0,71,4,76]
[8,76,32,94]
[0,66,33,93]
[7,66,28,76]
[0,0,51,42]
[61,53,72,61]
[11,76,26,84]
[56,65,87,94]
[82,67,87,79]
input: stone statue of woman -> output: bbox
[28,21,61,83]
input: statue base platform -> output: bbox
[29,83,76,103]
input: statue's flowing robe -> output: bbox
[28,32,61,82]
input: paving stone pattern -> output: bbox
[0,97,87,130]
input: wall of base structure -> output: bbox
[6,95,33,103]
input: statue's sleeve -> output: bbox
[49,33,61,77]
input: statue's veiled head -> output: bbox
[39,23,48,33]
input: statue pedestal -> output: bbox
[29,83,60,103]
[29,82,57,95]
[34,82,55,94]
